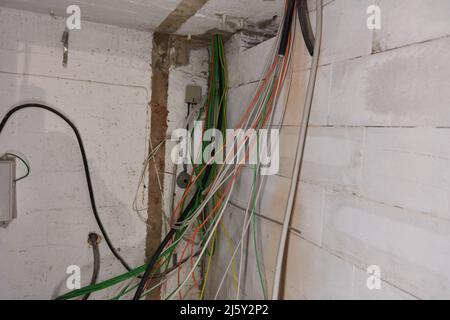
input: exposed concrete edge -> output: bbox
[146,33,170,300]
[145,0,210,300]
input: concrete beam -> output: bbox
[145,0,210,300]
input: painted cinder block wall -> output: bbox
[2,0,450,301]
[0,6,214,300]
[208,0,450,300]
[0,7,152,299]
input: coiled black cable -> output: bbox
[0,103,133,272]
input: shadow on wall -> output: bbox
[0,107,146,299]
[0,42,145,300]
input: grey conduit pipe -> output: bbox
[82,233,101,300]
[272,0,323,300]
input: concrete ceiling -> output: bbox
[176,0,284,36]
[0,0,182,31]
[0,0,284,35]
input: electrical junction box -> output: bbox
[0,156,16,227]
[185,85,202,104]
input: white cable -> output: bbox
[234,8,297,299]
[162,63,283,297]
[167,180,237,300]
[214,167,267,300]
[132,138,168,226]
[132,105,202,224]
[205,9,293,298]
[236,60,284,299]
[218,49,294,299]
[272,0,323,300]
[159,12,287,296]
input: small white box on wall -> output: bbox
[0,156,16,227]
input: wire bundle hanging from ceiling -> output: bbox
[56,0,318,300]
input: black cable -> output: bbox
[133,191,199,300]
[4,152,30,182]
[297,0,315,56]
[0,104,133,272]
[153,250,201,279]
[83,233,101,300]
[278,0,296,56]
[134,35,227,300]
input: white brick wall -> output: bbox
[207,0,450,300]
[0,8,152,299]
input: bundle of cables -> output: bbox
[56,34,231,300]
[56,0,321,300]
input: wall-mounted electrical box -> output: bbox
[0,156,16,227]
[185,85,202,105]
